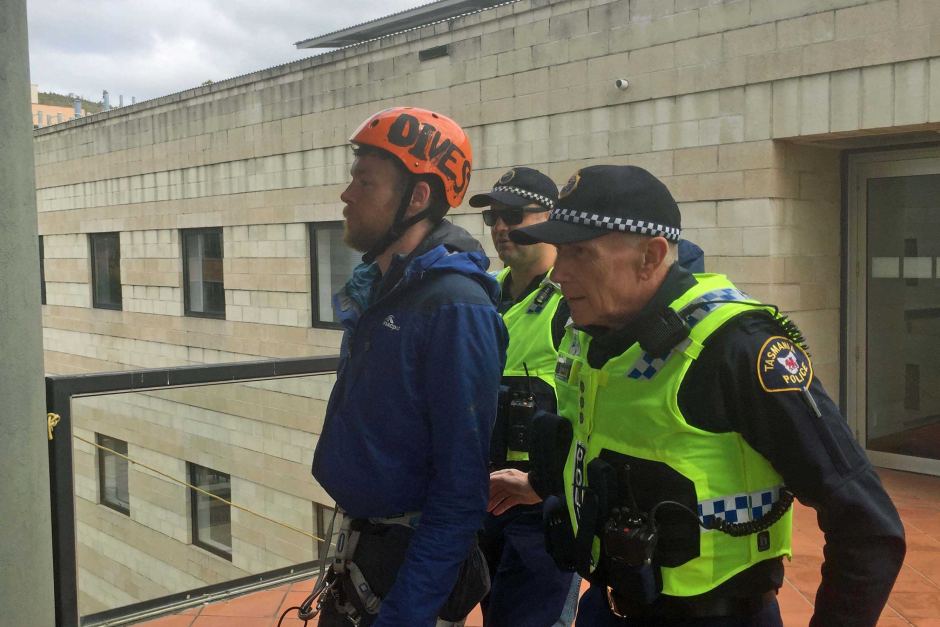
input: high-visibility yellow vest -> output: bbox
[555,273,793,597]
[496,267,564,461]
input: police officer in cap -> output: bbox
[469,167,580,627]
[511,165,905,626]
[471,167,706,626]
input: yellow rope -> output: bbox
[73,434,328,544]
[48,412,61,441]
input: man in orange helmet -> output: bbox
[309,108,507,626]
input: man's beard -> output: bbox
[343,220,383,253]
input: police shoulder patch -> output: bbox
[757,336,813,393]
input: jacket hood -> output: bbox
[418,219,484,255]
[334,220,500,326]
[398,219,500,306]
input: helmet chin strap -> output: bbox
[362,178,434,265]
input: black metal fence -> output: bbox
[46,355,340,627]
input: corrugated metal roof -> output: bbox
[295,0,514,48]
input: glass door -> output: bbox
[848,148,940,476]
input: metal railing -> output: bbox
[46,355,340,627]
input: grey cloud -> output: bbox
[28,0,428,101]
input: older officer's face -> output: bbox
[552,233,651,329]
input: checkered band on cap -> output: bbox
[550,208,681,241]
[697,485,783,532]
[492,185,555,209]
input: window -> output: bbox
[97,434,129,515]
[419,44,449,61]
[90,232,122,309]
[314,502,337,560]
[182,228,225,318]
[39,236,46,305]
[189,463,232,559]
[309,222,362,328]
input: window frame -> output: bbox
[188,462,233,560]
[314,502,335,559]
[89,232,123,310]
[309,221,358,330]
[96,434,130,516]
[181,227,226,320]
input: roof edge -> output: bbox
[295,0,513,49]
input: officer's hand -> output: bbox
[488,469,541,515]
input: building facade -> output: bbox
[31,83,84,127]
[33,0,940,615]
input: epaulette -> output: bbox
[766,308,811,357]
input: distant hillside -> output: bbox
[38,92,103,114]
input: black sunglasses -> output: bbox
[482,207,543,226]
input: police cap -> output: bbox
[509,165,681,245]
[468,166,558,211]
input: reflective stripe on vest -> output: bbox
[497,267,563,461]
[555,273,793,597]
[698,485,785,529]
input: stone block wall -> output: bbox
[43,233,90,308]
[224,223,311,327]
[122,229,182,316]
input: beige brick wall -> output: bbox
[122,229,182,315]
[44,233,90,308]
[33,0,940,612]
[224,223,311,326]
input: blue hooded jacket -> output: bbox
[312,220,508,626]
[678,239,705,273]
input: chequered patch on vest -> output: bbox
[683,288,753,328]
[626,353,668,380]
[697,486,782,531]
[624,288,752,380]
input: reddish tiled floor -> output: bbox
[138,468,940,626]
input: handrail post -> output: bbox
[47,382,79,627]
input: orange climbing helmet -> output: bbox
[349,107,473,208]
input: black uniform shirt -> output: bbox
[584,265,906,625]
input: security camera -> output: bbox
[615,79,629,90]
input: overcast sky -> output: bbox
[27,0,430,103]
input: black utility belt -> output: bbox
[607,588,777,619]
